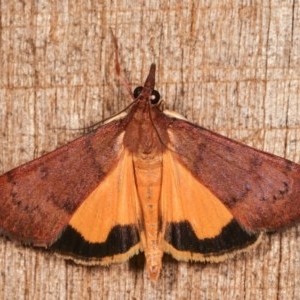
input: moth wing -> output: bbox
[163,115,300,233]
[0,118,140,259]
[51,149,141,264]
[160,150,259,261]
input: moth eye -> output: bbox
[133,86,143,98]
[133,86,161,104]
[150,90,160,104]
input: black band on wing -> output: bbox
[165,219,258,255]
[50,224,139,258]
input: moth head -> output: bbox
[131,63,161,106]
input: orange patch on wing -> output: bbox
[161,150,233,239]
[69,150,140,243]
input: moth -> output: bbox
[1,63,300,281]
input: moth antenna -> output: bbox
[51,98,139,134]
[69,30,139,132]
[110,28,134,99]
[81,99,138,131]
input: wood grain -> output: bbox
[0,1,300,299]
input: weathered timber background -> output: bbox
[0,1,300,299]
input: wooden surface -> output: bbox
[0,1,300,299]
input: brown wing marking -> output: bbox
[160,150,259,262]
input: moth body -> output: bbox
[123,68,166,280]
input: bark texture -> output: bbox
[0,1,300,299]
